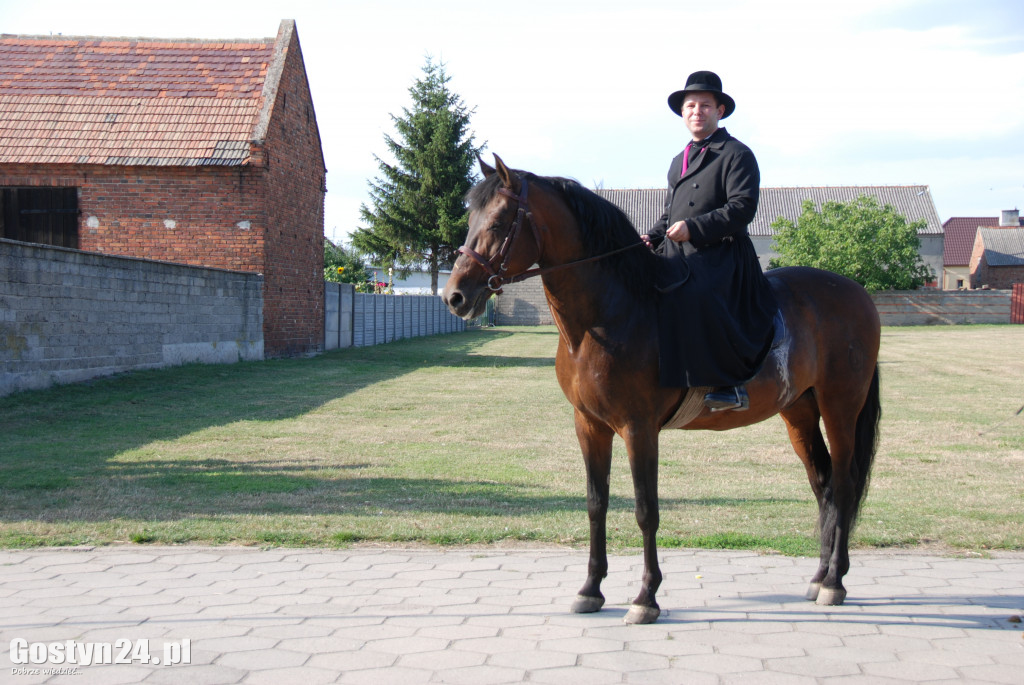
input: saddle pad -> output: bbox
[662,385,712,430]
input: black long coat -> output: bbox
[646,127,778,388]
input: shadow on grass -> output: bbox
[1,328,547,456]
[0,451,806,521]
[0,328,558,492]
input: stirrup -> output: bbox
[704,386,749,412]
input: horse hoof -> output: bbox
[815,587,847,606]
[570,594,605,614]
[805,582,821,601]
[624,604,661,624]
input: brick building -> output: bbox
[944,210,1023,290]
[970,227,1024,290]
[0,20,326,356]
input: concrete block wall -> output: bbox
[1,239,263,397]
[495,280,1013,327]
[493,279,552,325]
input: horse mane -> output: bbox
[467,170,657,296]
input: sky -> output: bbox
[3,0,1023,243]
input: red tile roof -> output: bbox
[942,216,1009,266]
[0,27,282,166]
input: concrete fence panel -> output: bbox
[325,284,466,349]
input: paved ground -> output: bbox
[1,546,1022,684]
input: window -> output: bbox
[1,187,79,248]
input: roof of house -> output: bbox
[597,185,942,237]
[943,216,1024,266]
[597,188,665,233]
[0,20,294,167]
[977,228,1024,267]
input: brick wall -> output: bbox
[972,263,1024,290]
[0,164,266,273]
[1,238,263,397]
[260,26,326,357]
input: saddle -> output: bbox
[662,308,789,429]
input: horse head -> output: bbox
[443,155,545,320]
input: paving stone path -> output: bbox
[1,546,1022,684]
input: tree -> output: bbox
[768,195,935,291]
[352,57,483,295]
[324,239,371,287]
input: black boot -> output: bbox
[704,386,749,412]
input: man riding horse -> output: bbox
[642,71,778,412]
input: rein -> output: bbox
[457,178,646,293]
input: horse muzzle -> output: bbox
[441,272,491,321]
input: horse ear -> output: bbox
[479,155,495,178]
[493,154,521,193]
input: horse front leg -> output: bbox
[570,411,613,614]
[624,426,662,624]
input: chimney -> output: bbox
[999,209,1020,226]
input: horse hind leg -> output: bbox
[781,392,837,603]
[814,367,882,606]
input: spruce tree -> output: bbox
[352,57,483,294]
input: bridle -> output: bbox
[456,179,539,293]
[456,176,645,294]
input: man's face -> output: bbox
[682,92,725,140]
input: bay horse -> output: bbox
[443,156,881,624]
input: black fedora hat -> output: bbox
[667,70,736,118]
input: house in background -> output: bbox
[944,210,1023,290]
[597,185,944,281]
[970,224,1024,290]
[0,20,326,357]
[366,266,453,295]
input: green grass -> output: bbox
[1,325,1022,554]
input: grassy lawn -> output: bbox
[1,325,1021,554]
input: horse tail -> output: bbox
[850,364,881,526]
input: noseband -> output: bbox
[456,178,645,293]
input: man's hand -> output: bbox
[667,220,690,243]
